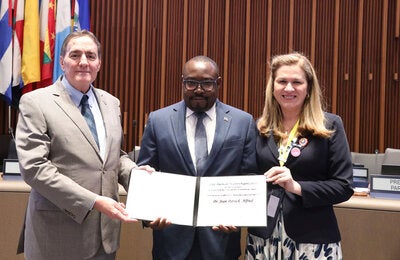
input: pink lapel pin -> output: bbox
[291,147,301,157]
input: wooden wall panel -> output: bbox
[358,0,382,152]
[225,1,247,109]
[314,0,336,110]
[385,0,400,148]
[292,0,313,55]
[206,0,226,71]
[247,0,268,118]
[337,0,359,150]
[1,0,400,153]
[164,0,185,106]
[187,1,205,59]
[270,0,291,55]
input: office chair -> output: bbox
[382,148,400,164]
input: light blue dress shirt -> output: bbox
[62,76,106,160]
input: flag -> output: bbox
[53,0,71,82]
[21,0,40,87]
[0,0,13,104]
[37,0,55,88]
[73,0,90,31]
[12,0,24,88]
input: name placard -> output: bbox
[369,174,400,199]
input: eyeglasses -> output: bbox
[182,78,219,92]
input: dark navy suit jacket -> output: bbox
[248,113,354,243]
[137,100,257,260]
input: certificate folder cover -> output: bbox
[126,170,267,227]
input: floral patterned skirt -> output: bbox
[245,212,343,260]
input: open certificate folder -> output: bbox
[126,170,267,227]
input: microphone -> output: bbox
[7,127,18,159]
[132,120,137,161]
[8,127,14,139]
[374,148,379,174]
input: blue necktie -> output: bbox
[195,112,208,175]
[80,95,99,148]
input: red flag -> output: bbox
[39,0,55,88]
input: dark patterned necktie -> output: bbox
[80,95,99,148]
[195,112,208,175]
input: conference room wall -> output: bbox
[1,0,399,153]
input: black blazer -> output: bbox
[248,113,354,244]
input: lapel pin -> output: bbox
[299,137,308,147]
[290,147,301,157]
[223,117,229,122]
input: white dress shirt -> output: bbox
[185,104,216,171]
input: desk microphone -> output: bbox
[132,120,137,161]
[374,149,379,174]
[7,127,18,159]
[8,127,14,139]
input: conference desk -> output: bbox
[1,178,399,260]
[334,195,400,260]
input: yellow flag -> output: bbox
[22,0,41,85]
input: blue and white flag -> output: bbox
[53,0,71,82]
[74,0,90,31]
[0,0,13,104]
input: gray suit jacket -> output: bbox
[15,80,136,259]
[137,100,257,260]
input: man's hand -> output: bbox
[93,196,137,223]
[145,217,171,230]
[212,225,239,233]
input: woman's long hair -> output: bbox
[257,52,333,140]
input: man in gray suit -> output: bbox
[15,30,151,260]
[137,56,257,260]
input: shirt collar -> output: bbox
[185,103,216,120]
[62,76,95,107]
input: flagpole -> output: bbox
[8,106,11,130]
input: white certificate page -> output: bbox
[196,175,267,227]
[126,170,197,226]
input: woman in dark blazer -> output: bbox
[246,53,354,260]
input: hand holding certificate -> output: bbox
[126,170,267,227]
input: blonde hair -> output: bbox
[257,52,333,139]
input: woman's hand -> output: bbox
[265,166,302,196]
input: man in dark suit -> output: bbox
[15,30,151,260]
[136,55,257,260]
